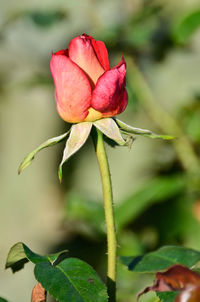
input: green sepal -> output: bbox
[94,118,126,146]
[115,118,174,140]
[58,122,92,182]
[18,131,70,174]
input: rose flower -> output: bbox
[50,34,128,123]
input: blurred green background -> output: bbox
[0,0,200,301]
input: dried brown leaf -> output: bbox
[175,285,200,302]
[138,265,200,300]
[31,283,46,302]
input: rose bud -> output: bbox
[50,34,128,123]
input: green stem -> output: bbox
[93,129,117,302]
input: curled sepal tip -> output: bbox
[18,131,70,175]
[58,122,92,182]
[115,118,174,140]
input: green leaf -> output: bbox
[94,118,126,145]
[6,242,29,272]
[115,118,174,140]
[34,258,108,302]
[58,122,92,182]
[115,175,185,230]
[0,298,9,302]
[6,242,67,273]
[121,245,200,273]
[173,10,200,43]
[157,291,179,302]
[18,131,70,174]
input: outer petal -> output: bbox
[68,34,105,84]
[50,54,92,123]
[54,49,68,56]
[94,40,109,70]
[91,57,128,117]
